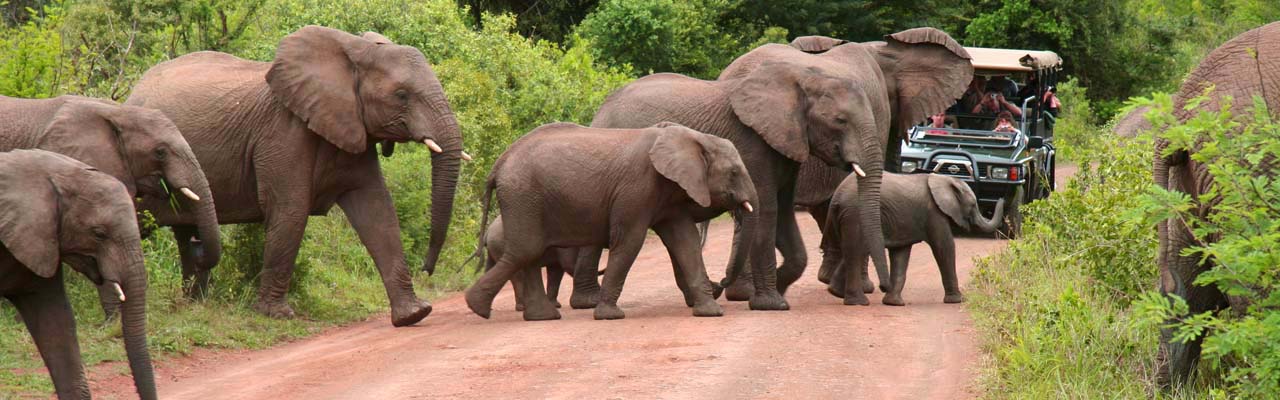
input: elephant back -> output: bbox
[1173,21,1280,123]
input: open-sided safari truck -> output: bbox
[898,47,1062,236]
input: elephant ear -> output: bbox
[0,155,62,277]
[649,125,712,207]
[875,28,973,164]
[41,100,136,194]
[790,35,848,53]
[361,31,393,45]
[928,175,971,231]
[267,26,374,154]
[729,62,809,163]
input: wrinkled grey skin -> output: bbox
[0,150,155,400]
[0,95,221,312]
[1154,21,1280,388]
[592,47,895,311]
[680,28,973,302]
[819,173,1003,306]
[466,122,757,321]
[483,216,601,310]
[1112,105,1153,138]
[126,26,463,327]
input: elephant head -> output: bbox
[41,98,221,270]
[265,26,465,274]
[1154,21,1280,387]
[0,150,156,399]
[927,175,1004,232]
[650,122,759,288]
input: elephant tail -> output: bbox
[464,174,498,271]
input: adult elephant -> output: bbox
[1154,21,1280,387]
[687,28,973,301]
[0,95,221,304]
[126,26,465,327]
[1,150,156,400]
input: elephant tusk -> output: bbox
[423,139,443,153]
[179,187,201,202]
[743,201,754,213]
[112,282,126,302]
[852,163,867,177]
[461,151,473,161]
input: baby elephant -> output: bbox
[820,173,1004,306]
[483,216,602,311]
[466,122,757,321]
[0,150,156,399]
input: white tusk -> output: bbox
[112,282,126,302]
[179,187,201,202]
[423,139,443,153]
[852,163,866,177]
[461,151,473,161]
[743,201,754,213]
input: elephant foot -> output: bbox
[882,293,905,306]
[748,290,790,311]
[253,299,297,319]
[825,284,845,299]
[711,282,725,300]
[862,278,875,294]
[879,283,892,294]
[569,289,600,309]
[692,301,723,317]
[391,299,433,327]
[943,293,964,304]
[843,295,870,306]
[553,300,562,309]
[515,302,525,312]
[522,304,562,321]
[464,287,495,319]
[817,261,835,284]
[593,303,626,320]
[724,279,754,301]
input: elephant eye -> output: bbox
[91,226,109,241]
[153,148,166,160]
[395,89,409,101]
[834,117,849,125]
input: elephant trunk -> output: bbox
[164,155,221,270]
[421,111,463,274]
[972,198,1005,232]
[116,250,157,400]
[855,163,888,297]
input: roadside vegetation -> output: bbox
[1,0,1278,397]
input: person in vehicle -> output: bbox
[926,112,951,134]
[993,111,1019,133]
[986,74,1019,99]
[958,76,987,112]
[971,91,1022,118]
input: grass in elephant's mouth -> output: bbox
[0,206,482,397]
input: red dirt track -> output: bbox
[91,210,1012,400]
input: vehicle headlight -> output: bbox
[990,166,1009,179]
[901,160,919,172]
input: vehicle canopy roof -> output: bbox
[965,47,1062,73]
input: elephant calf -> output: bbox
[466,122,758,321]
[483,216,602,311]
[0,150,156,400]
[821,173,1003,306]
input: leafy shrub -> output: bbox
[1132,93,1280,397]
[575,0,742,78]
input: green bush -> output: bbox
[575,0,742,78]
[1131,93,1280,397]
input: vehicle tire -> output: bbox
[1000,186,1025,238]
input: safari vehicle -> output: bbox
[898,47,1062,236]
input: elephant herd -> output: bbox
[7,18,1267,397]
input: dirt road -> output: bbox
[93,213,1011,400]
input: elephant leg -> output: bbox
[569,247,603,309]
[746,192,789,311]
[723,216,754,301]
[656,219,722,317]
[516,265,560,321]
[174,225,212,300]
[928,228,962,304]
[882,247,913,306]
[774,190,808,295]
[10,278,91,399]
[817,200,841,285]
[594,227,647,320]
[253,210,307,319]
[668,249,695,308]
[838,212,869,306]
[337,182,433,327]
[545,263,565,309]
